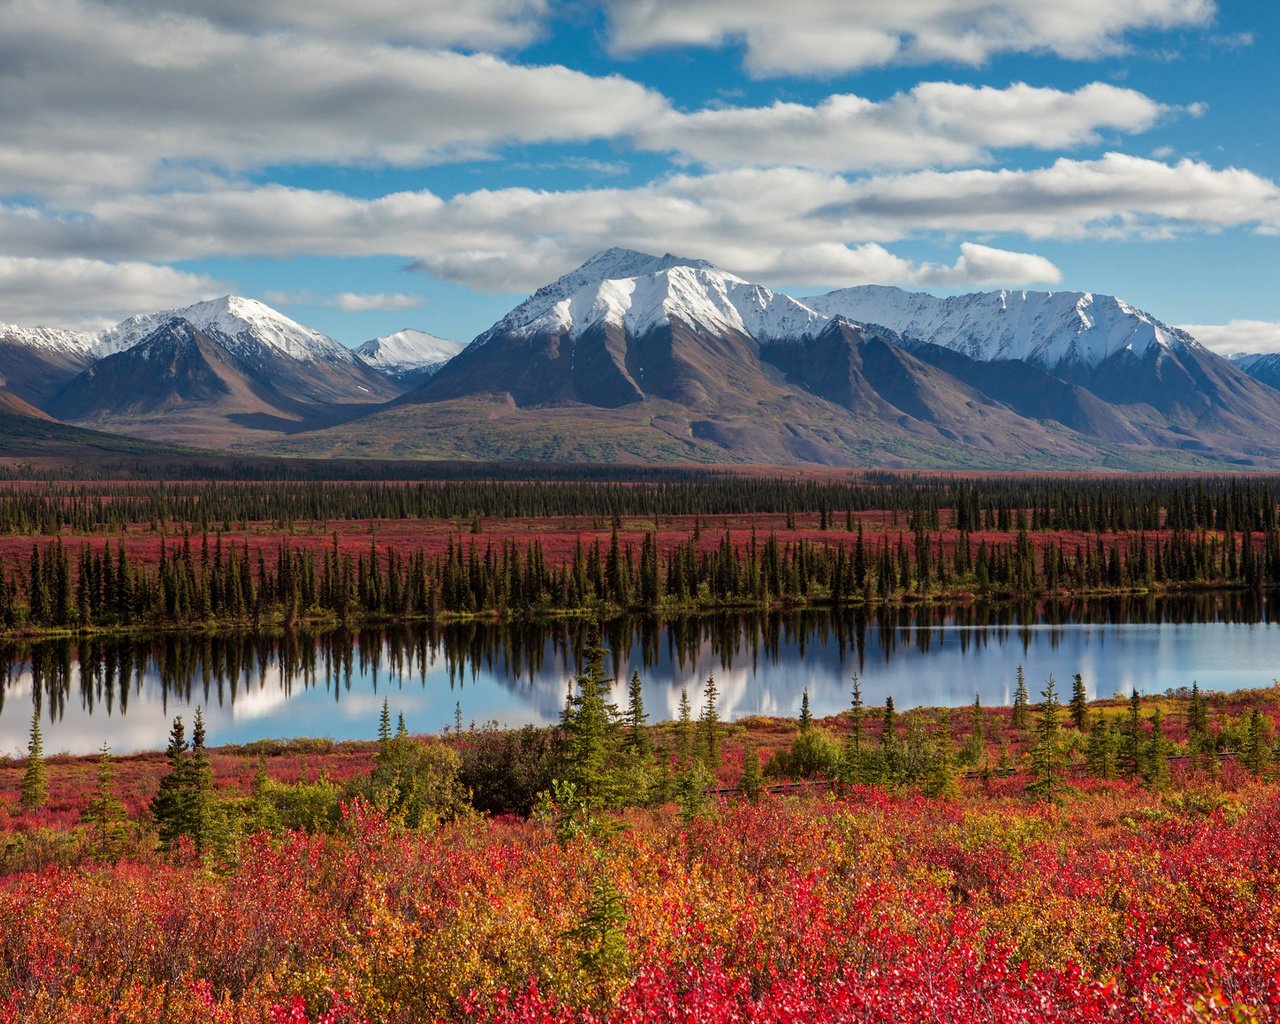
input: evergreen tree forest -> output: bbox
[3,482,1280,632]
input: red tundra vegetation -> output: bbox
[1,687,1279,1023]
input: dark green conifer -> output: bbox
[20,704,46,810]
[623,671,650,756]
[1121,690,1144,777]
[1069,673,1088,731]
[81,743,127,859]
[1011,665,1030,731]
[698,674,721,767]
[1028,676,1063,803]
[676,687,694,763]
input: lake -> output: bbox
[2,593,1278,755]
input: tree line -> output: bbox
[6,520,1280,633]
[1,474,1279,535]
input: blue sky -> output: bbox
[2,0,1279,353]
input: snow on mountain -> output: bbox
[1,324,97,355]
[1229,351,1280,390]
[93,296,355,364]
[476,248,826,345]
[1230,352,1277,372]
[355,329,463,377]
[806,285,1199,370]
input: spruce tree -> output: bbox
[81,743,127,859]
[698,674,721,767]
[562,639,620,806]
[1027,675,1063,803]
[959,693,985,767]
[799,690,813,733]
[1121,690,1144,778]
[1011,665,1030,731]
[1244,707,1269,776]
[623,671,650,756]
[880,697,901,782]
[1085,712,1119,779]
[378,698,392,746]
[1069,674,1088,731]
[676,687,694,763]
[840,675,871,785]
[188,708,219,855]
[923,714,957,799]
[151,716,192,849]
[20,704,47,810]
[1188,682,1209,758]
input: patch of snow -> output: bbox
[93,296,353,364]
[806,285,1200,369]
[355,329,463,374]
[477,249,827,345]
[1,324,97,356]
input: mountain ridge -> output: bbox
[6,250,1280,469]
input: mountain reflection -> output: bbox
[1,592,1276,755]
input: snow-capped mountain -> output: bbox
[377,248,1280,468]
[43,301,402,445]
[1,323,98,356]
[473,247,826,347]
[8,248,1280,468]
[806,286,1198,370]
[355,329,463,384]
[1229,351,1280,392]
[94,296,357,364]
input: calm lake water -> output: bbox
[3,594,1279,755]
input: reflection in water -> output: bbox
[1,592,1277,754]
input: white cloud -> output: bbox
[3,156,1275,276]
[914,242,1062,287]
[642,82,1171,172]
[98,0,550,48]
[604,0,1216,76]
[0,0,666,199]
[0,257,227,329]
[825,153,1280,240]
[1182,320,1280,355]
[327,292,424,313]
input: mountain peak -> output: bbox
[94,295,354,364]
[807,285,1199,369]
[355,329,463,382]
[474,249,825,345]
[572,247,716,281]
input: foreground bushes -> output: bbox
[2,781,1280,1022]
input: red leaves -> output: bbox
[4,788,1280,1021]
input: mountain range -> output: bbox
[5,249,1280,469]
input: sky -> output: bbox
[2,0,1279,354]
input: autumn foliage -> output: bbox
[1,741,1279,1021]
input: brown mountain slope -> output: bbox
[0,336,92,407]
[48,318,399,449]
[0,387,54,420]
[263,320,1120,467]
